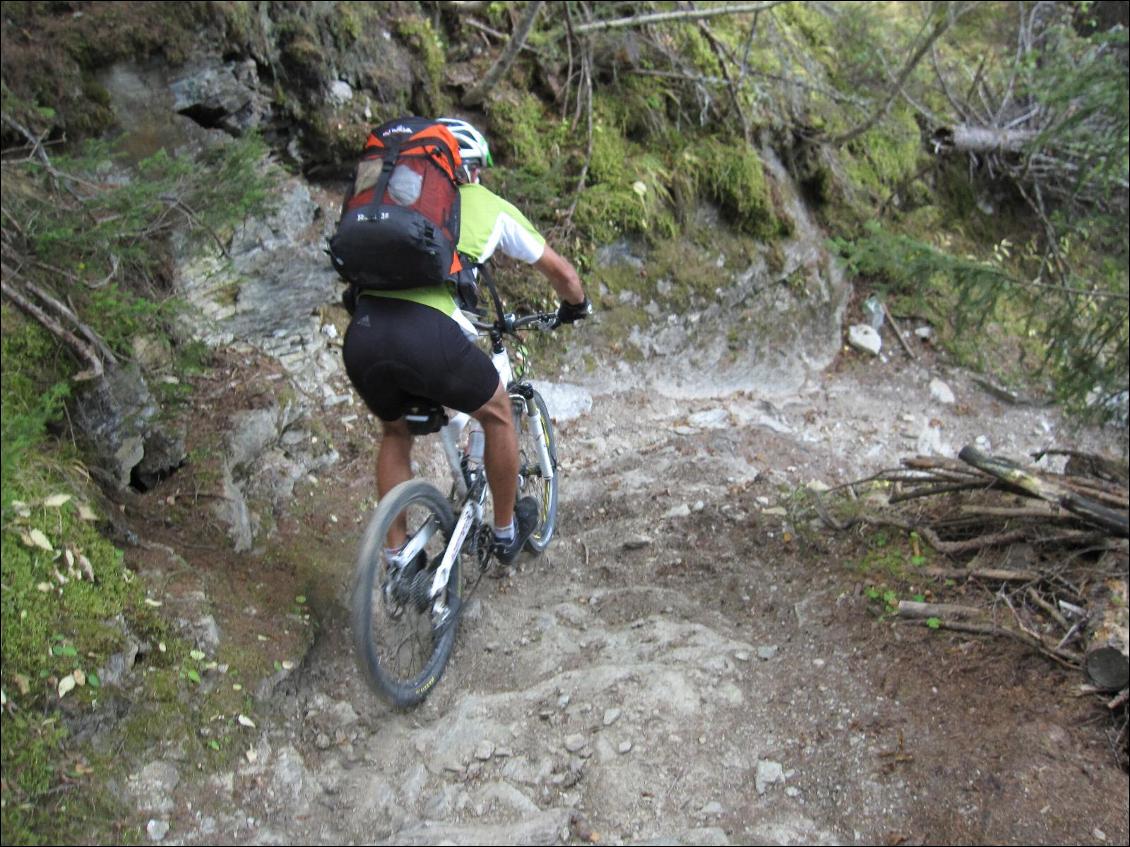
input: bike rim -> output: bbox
[354,487,460,703]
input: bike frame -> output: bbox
[419,313,558,621]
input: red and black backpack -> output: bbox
[330,117,464,290]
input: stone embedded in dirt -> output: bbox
[688,408,729,429]
[930,378,956,404]
[603,708,622,726]
[916,423,950,457]
[565,734,587,753]
[618,740,633,754]
[146,819,170,842]
[530,380,593,421]
[133,761,180,814]
[475,740,495,761]
[623,535,653,550]
[757,645,780,661]
[665,503,692,519]
[755,760,786,795]
[848,324,882,356]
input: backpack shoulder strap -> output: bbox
[369,136,404,212]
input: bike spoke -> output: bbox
[351,481,461,707]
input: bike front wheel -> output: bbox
[513,388,559,554]
[350,479,460,708]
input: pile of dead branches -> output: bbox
[820,445,1129,765]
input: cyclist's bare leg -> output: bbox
[471,381,518,533]
[377,417,413,549]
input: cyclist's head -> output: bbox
[437,117,493,183]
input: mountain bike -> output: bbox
[350,306,561,708]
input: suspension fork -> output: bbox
[511,383,555,480]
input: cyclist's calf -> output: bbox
[471,382,520,531]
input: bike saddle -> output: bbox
[402,398,448,435]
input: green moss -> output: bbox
[331,4,364,46]
[839,104,923,203]
[774,1,836,50]
[486,92,562,177]
[0,496,150,704]
[395,16,448,114]
[0,463,165,843]
[679,138,781,238]
[0,711,129,845]
[0,311,71,494]
[277,16,329,89]
[596,75,681,143]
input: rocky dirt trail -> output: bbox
[150,333,1128,847]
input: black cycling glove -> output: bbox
[557,297,592,325]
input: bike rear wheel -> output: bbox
[350,479,460,707]
[513,388,558,554]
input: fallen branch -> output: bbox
[959,446,1129,538]
[922,565,1042,582]
[561,34,594,230]
[0,278,105,380]
[697,15,752,143]
[463,1,545,107]
[1027,587,1069,629]
[570,2,786,35]
[887,481,995,504]
[897,600,988,621]
[1033,450,1129,486]
[883,302,917,360]
[829,4,967,146]
[25,281,118,366]
[899,608,1084,669]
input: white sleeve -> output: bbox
[489,211,546,264]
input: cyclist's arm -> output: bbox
[533,245,586,306]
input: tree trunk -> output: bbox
[932,124,1040,154]
[957,446,1129,537]
[1085,574,1130,691]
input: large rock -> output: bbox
[169,58,273,135]
[72,364,186,490]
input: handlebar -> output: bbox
[469,311,561,336]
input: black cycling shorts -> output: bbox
[342,295,499,422]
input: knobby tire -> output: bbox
[350,479,460,708]
[514,387,559,554]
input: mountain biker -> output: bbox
[341,116,590,566]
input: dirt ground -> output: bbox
[104,316,1130,847]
